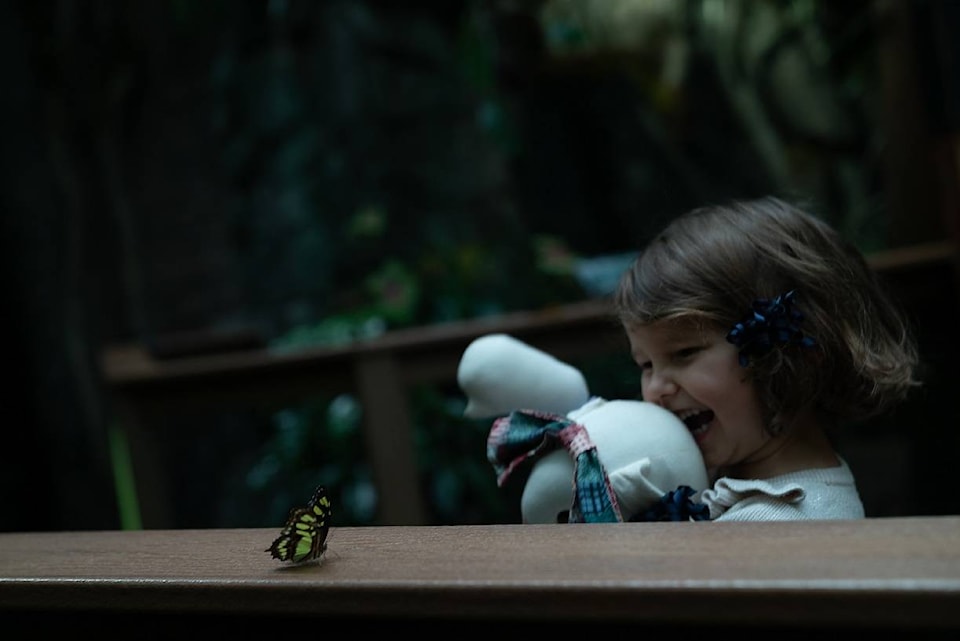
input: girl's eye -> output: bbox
[675,346,701,359]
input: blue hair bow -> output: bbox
[726,290,816,367]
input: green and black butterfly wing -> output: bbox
[266,486,333,564]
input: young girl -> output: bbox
[613,196,919,520]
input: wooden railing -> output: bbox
[100,240,958,528]
[102,296,629,527]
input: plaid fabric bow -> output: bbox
[486,409,623,523]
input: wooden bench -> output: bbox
[100,240,959,528]
[1,517,958,633]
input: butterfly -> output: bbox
[265,485,333,564]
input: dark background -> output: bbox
[1,0,958,531]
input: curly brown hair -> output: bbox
[614,196,919,433]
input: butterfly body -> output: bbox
[266,486,332,564]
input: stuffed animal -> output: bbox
[457,333,709,523]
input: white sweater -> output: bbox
[696,458,865,521]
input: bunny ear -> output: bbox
[457,334,589,419]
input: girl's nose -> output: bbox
[644,370,678,405]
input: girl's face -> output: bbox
[624,317,774,476]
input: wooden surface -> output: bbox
[2,517,960,631]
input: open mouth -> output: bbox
[678,409,715,437]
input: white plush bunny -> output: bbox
[458,333,709,523]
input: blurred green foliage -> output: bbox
[6,0,912,530]
[199,0,901,527]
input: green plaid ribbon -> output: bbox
[486,409,623,523]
